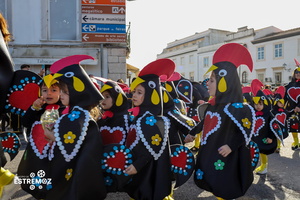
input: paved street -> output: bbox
[5,133,300,200]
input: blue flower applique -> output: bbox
[104,176,113,186]
[145,116,157,126]
[195,169,204,180]
[232,103,243,108]
[184,86,189,90]
[68,111,81,121]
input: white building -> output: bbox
[0,0,128,81]
[157,26,300,87]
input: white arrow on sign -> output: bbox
[82,25,89,32]
[119,7,125,14]
[82,34,89,41]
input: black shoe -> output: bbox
[291,145,299,150]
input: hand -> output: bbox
[184,134,195,143]
[125,164,137,175]
[218,145,232,157]
[266,138,273,144]
[33,96,45,109]
[294,107,300,113]
[38,68,45,76]
[44,128,55,144]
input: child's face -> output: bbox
[277,101,284,108]
[132,84,145,107]
[100,91,113,110]
[295,70,300,80]
[60,86,69,106]
[207,72,217,97]
[41,85,60,105]
[254,101,264,111]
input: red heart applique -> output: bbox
[31,124,49,154]
[202,113,220,140]
[291,123,299,130]
[254,118,264,133]
[125,128,137,147]
[101,129,124,145]
[171,152,187,169]
[288,87,300,103]
[106,152,126,170]
[1,137,14,149]
[9,83,40,110]
[276,113,286,125]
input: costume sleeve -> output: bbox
[21,105,44,128]
[189,120,203,136]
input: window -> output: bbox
[189,55,194,64]
[242,71,248,83]
[274,72,282,86]
[274,43,283,58]
[50,0,77,40]
[180,57,185,65]
[257,73,264,83]
[203,57,209,67]
[189,71,194,81]
[257,47,265,60]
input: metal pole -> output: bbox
[100,43,104,77]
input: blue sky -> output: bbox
[126,0,299,69]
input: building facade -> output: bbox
[157,26,300,87]
[1,0,128,81]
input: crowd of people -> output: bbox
[1,11,300,200]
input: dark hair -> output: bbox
[20,64,30,69]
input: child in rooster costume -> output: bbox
[37,55,107,200]
[185,43,256,199]
[284,59,300,150]
[17,76,65,199]
[251,79,278,175]
[124,59,175,200]
[97,80,130,146]
[271,86,289,153]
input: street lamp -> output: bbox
[283,63,291,72]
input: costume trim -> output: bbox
[224,103,255,145]
[29,121,51,159]
[287,87,300,103]
[136,111,170,160]
[167,110,195,131]
[53,106,90,162]
[201,111,221,145]
[253,116,265,137]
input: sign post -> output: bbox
[81,0,126,43]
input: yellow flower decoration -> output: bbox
[151,134,162,146]
[186,120,194,126]
[184,92,189,96]
[65,168,73,181]
[242,118,251,129]
[180,109,187,115]
[64,131,76,144]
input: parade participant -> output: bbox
[41,55,107,199]
[0,12,19,200]
[251,79,277,175]
[97,80,130,145]
[185,43,256,199]
[270,86,289,153]
[285,59,300,150]
[124,59,175,200]
[17,76,65,199]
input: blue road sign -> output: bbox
[82,24,126,34]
